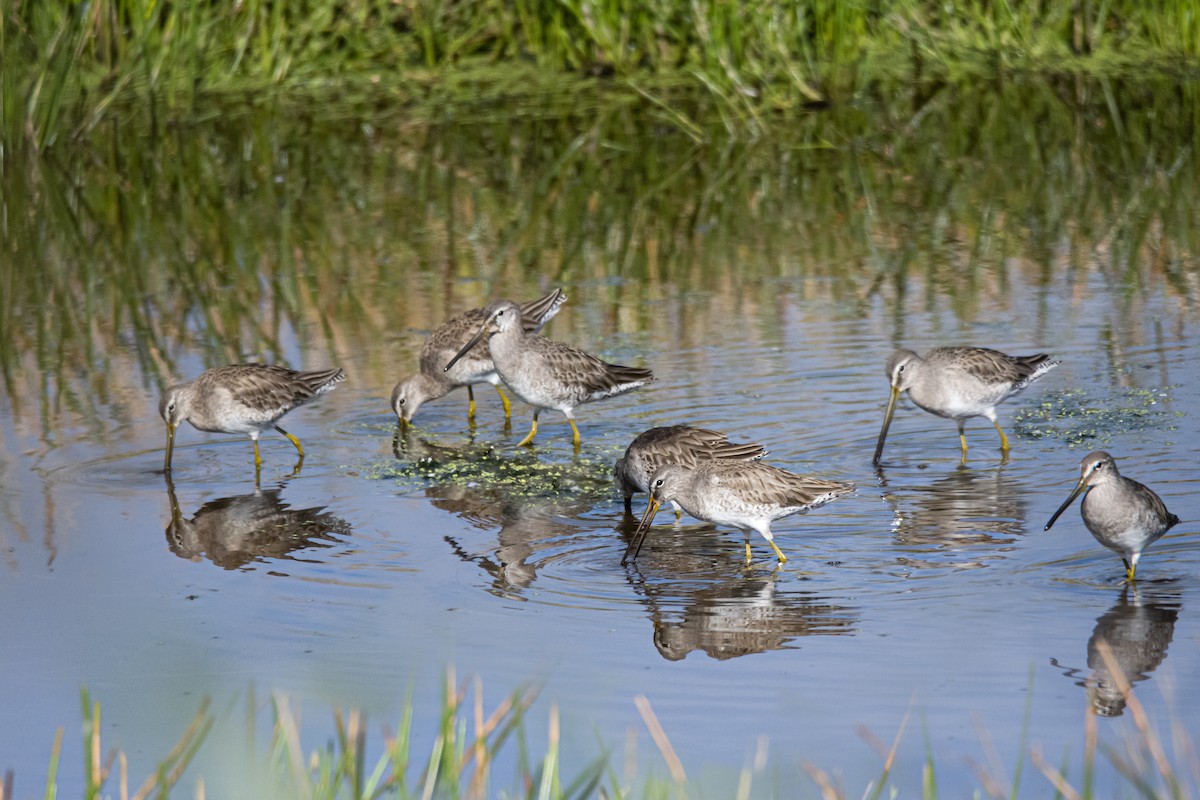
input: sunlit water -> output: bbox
[2,79,1199,796]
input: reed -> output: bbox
[7,663,1197,799]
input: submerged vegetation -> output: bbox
[4,0,1200,146]
[1014,387,1181,448]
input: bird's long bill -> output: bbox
[444,322,490,373]
[872,385,901,465]
[622,497,662,565]
[163,422,177,473]
[1044,479,1087,531]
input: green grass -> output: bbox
[4,1,1200,146]
[9,660,1198,799]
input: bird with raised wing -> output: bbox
[392,288,566,427]
[444,300,652,449]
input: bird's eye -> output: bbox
[1095,462,1104,470]
[654,478,664,488]
[398,398,406,406]
[897,365,906,373]
[168,402,176,413]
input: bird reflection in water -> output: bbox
[1052,584,1181,717]
[436,485,594,595]
[878,463,1026,572]
[394,428,605,595]
[624,535,857,661]
[165,477,352,570]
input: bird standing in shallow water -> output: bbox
[391,289,566,427]
[160,364,345,473]
[444,300,653,449]
[623,461,854,565]
[1044,451,1180,582]
[615,425,768,518]
[873,346,1058,463]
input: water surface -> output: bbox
[1,75,1198,796]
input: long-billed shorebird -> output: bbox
[160,364,345,472]
[391,288,566,427]
[1044,451,1180,582]
[615,425,768,518]
[444,300,653,448]
[622,461,854,565]
[873,346,1058,463]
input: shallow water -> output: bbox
[2,76,1199,796]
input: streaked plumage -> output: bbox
[445,299,653,448]
[623,461,854,565]
[159,363,345,472]
[873,346,1059,463]
[615,425,768,516]
[391,288,566,426]
[1044,451,1180,582]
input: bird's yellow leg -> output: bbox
[744,540,753,564]
[569,418,581,451]
[516,414,539,447]
[959,432,969,462]
[276,425,304,458]
[993,419,1011,452]
[1125,559,1138,582]
[494,386,512,421]
[467,386,477,423]
[674,508,683,521]
[765,537,789,564]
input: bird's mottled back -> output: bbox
[201,364,345,415]
[616,425,768,496]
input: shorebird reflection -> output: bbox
[1052,584,1181,717]
[165,478,351,570]
[880,463,1026,572]
[625,544,857,661]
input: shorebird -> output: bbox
[873,346,1058,463]
[391,289,566,427]
[444,300,653,448]
[1044,451,1180,582]
[623,461,854,565]
[160,363,345,472]
[615,425,768,518]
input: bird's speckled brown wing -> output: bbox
[927,346,1054,387]
[700,461,854,510]
[518,288,567,332]
[618,426,767,495]
[634,425,767,467]
[199,364,345,415]
[525,335,653,401]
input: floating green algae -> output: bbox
[1013,386,1180,447]
[362,433,621,502]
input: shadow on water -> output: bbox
[877,463,1028,572]
[622,545,858,661]
[165,478,353,570]
[1051,583,1183,718]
